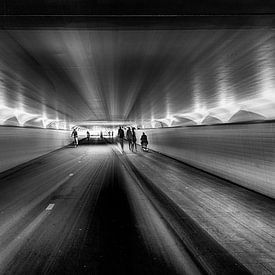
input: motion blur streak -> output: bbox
[0,2,274,273]
[0,145,204,274]
[120,161,202,275]
[1,143,272,274]
[122,145,275,274]
[0,127,71,173]
[0,211,50,272]
[1,29,275,127]
[136,122,275,199]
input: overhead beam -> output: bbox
[1,15,275,30]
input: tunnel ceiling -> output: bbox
[2,0,275,15]
[1,2,275,128]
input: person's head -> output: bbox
[142,132,145,135]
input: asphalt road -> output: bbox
[0,142,204,275]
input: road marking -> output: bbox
[45,204,55,211]
[69,173,74,177]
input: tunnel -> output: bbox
[0,1,275,275]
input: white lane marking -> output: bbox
[45,204,55,211]
[69,173,74,177]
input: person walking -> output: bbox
[118,126,125,152]
[87,131,90,142]
[140,132,148,151]
[126,127,133,151]
[71,128,78,147]
[132,127,137,152]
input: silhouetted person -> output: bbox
[118,126,125,152]
[132,127,137,152]
[140,132,148,151]
[87,131,90,142]
[126,127,133,151]
[71,128,78,147]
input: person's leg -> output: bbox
[119,138,123,151]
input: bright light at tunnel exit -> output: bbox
[74,126,115,137]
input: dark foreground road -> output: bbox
[0,141,267,274]
[0,144,203,275]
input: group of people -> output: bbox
[117,126,148,153]
[72,126,148,152]
[71,129,112,147]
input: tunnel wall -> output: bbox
[0,127,71,173]
[136,122,275,199]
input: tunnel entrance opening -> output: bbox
[69,137,116,147]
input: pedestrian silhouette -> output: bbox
[132,127,137,152]
[118,126,125,152]
[126,127,133,151]
[140,132,148,151]
[71,128,78,147]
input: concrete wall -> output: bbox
[0,127,71,173]
[136,123,275,199]
[1,124,274,199]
